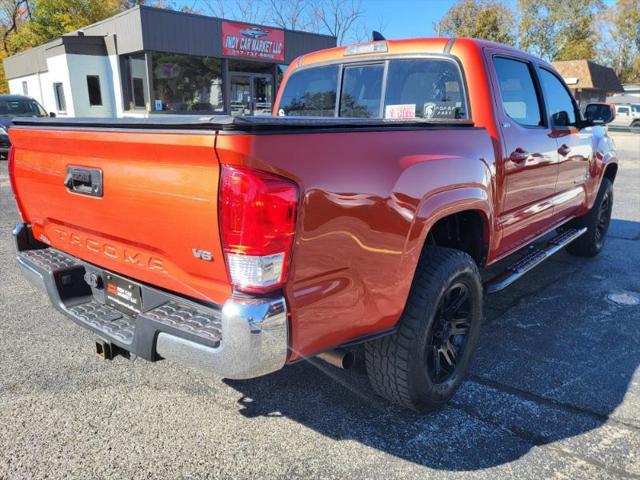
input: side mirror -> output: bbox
[584,103,615,126]
[49,112,56,118]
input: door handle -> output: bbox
[558,144,571,156]
[509,148,529,163]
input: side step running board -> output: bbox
[485,227,587,294]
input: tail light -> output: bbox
[219,166,298,294]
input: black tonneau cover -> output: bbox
[11,115,475,132]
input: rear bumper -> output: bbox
[13,223,288,379]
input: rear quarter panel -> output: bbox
[215,127,495,360]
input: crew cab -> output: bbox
[8,38,618,411]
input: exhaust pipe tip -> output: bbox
[316,349,355,369]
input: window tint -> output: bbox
[539,69,576,127]
[279,65,338,116]
[86,76,102,106]
[493,57,542,127]
[632,105,640,114]
[384,59,466,119]
[53,83,66,112]
[617,106,630,114]
[339,64,384,118]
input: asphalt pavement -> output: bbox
[0,132,639,479]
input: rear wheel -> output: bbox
[365,246,483,412]
[566,178,613,257]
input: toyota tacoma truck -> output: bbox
[8,38,618,411]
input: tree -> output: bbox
[312,0,363,45]
[262,0,307,30]
[9,0,122,52]
[518,0,602,61]
[597,0,640,83]
[200,0,365,45]
[436,0,515,46]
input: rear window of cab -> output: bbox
[277,58,468,120]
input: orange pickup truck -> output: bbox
[8,38,618,411]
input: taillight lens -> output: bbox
[220,166,298,293]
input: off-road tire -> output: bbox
[365,246,483,412]
[566,178,613,257]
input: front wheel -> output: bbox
[365,246,483,412]
[566,178,613,257]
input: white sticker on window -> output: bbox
[385,104,416,120]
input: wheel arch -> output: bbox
[405,187,494,271]
[603,162,618,184]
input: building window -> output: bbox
[122,54,149,110]
[151,52,224,113]
[22,81,28,96]
[86,75,102,106]
[53,83,66,112]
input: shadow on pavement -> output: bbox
[225,218,640,471]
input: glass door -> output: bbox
[229,73,274,116]
[252,75,274,115]
[230,74,252,116]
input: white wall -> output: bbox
[8,73,44,104]
[65,53,116,117]
[46,54,76,117]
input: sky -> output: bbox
[177,0,618,42]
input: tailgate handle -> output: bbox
[64,167,103,197]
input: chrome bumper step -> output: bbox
[485,227,587,294]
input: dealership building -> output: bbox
[2,6,336,117]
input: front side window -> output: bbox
[632,105,640,114]
[339,64,384,118]
[539,68,576,127]
[278,58,468,119]
[53,83,66,112]
[151,53,223,113]
[278,65,338,117]
[493,57,542,127]
[86,75,102,106]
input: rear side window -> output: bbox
[339,64,384,118]
[278,65,338,117]
[539,68,576,127]
[278,58,468,119]
[384,59,466,119]
[617,107,630,114]
[493,57,542,127]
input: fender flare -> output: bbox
[401,186,494,273]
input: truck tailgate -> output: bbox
[9,127,231,304]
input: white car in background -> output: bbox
[610,104,640,132]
